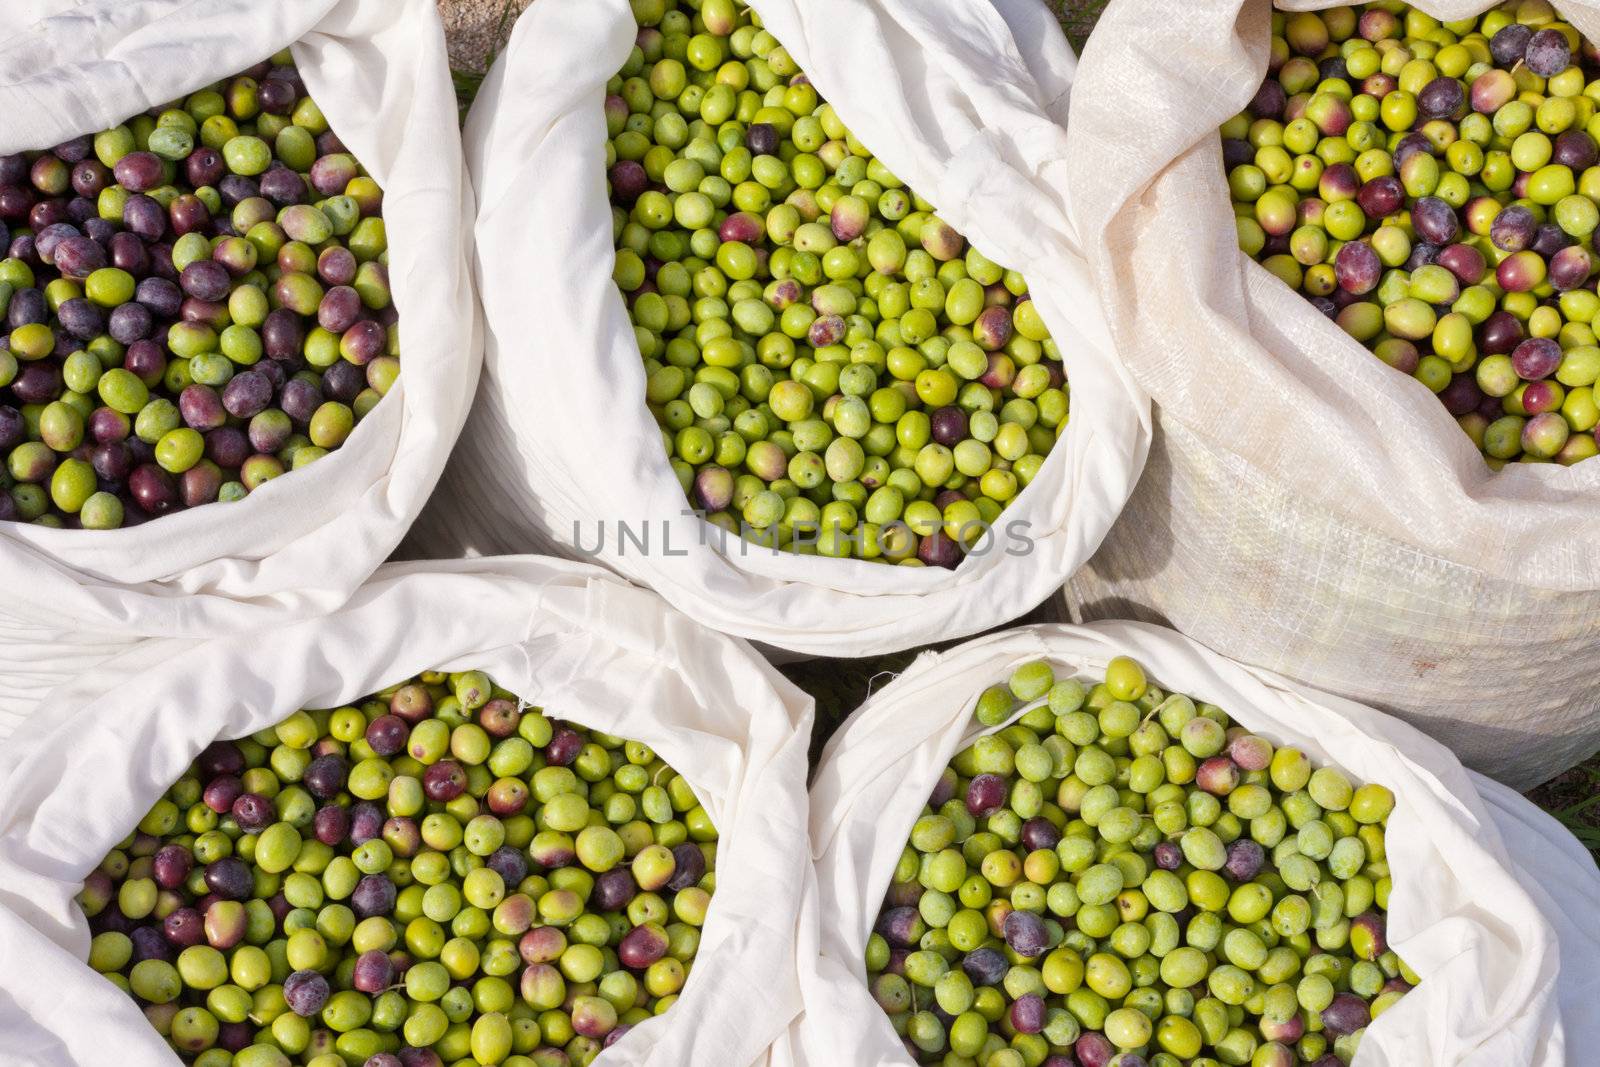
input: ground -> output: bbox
[432,0,1600,862]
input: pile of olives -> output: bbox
[866,655,1411,1067]
[609,0,1068,567]
[79,670,716,1067]
[1,54,398,528]
[1226,2,1600,467]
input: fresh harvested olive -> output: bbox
[1225,2,1600,468]
[866,654,1411,1065]
[82,669,717,1065]
[0,51,398,528]
[609,0,1067,567]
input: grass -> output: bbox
[1049,0,1111,52]
[1527,760,1600,857]
[441,0,1600,865]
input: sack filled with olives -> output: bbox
[1063,0,1600,787]
[407,0,1149,658]
[0,0,480,736]
[0,557,814,1067]
[784,621,1600,1066]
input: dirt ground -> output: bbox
[436,0,532,74]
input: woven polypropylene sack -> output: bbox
[0,0,481,738]
[1059,0,1600,788]
[775,622,1600,1066]
[0,557,814,1067]
[405,0,1150,658]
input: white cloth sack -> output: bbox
[0,556,815,1067]
[780,621,1600,1066]
[0,0,482,738]
[406,0,1150,658]
[1060,0,1600,788]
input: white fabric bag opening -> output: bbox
[1062,0,1600,788]
[0,557,815,1067]
[784,621,1600,1066]
[408,0,1150,658]
[0,0,482,738]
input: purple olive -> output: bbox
[1490,23,1533,66]
[310,154,358,197]
[303,755,348,800]
[876,906,923,949]
[1020,817,1062,852]
[546,727,583,767]
[1532,223,1574,259]
[161,907,206,948]
[1010,993,1046,1034]
[278,377,323,428]
[1550,245,1593,291]
[1526,28,1572,76]
[201,775,243,814]
[421,761,467,802]
[1436,243,1485,285]
[113,151,164,193]
[1490,205,1536,252]
[918,531,962,570]
[350,875,397,918]
[53,235,106,280]
[178,259,229,303]
[1334,240,1381,294]
[365,714,410,757]
[1417,76,1464,119]
[1479,310,1524,355]
[152,845,193,888]
[1249,79,1286,120]
[1224,838,1265,881]
[205,427,250,470]
[1439,373,1484,417]
[1002,909,1049,957]
[313,805,350,846]
[591,868,637,911]
[283,970,331,1017]
[966,773,1007,817]
[487,846,530,889]
[666,843,707,891]
[745,123,778,156]
[618,923,669,969]
[318,285,362,333]
[610,161,648,203]
[1355,175,1402,218]
[1075,1033,1116,1067]
[351,949,394,993]
[231,793,274,833]
[349,803,385,846]
[71,159,111,198]
[339,319,387,366]
[130,925,173,963]
[1513,337,1562,381]
[262,307,306,361]
[179,385,227,432]
[1411,197,1458,245]
[203,857,252,900]
[8,287,46,327]
[56,297,106,341]
[168,194,210,236]
[1321,992,1372,1037]
[108,301,153,344]
[259,165,307,206]
[961,947,1008,986]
